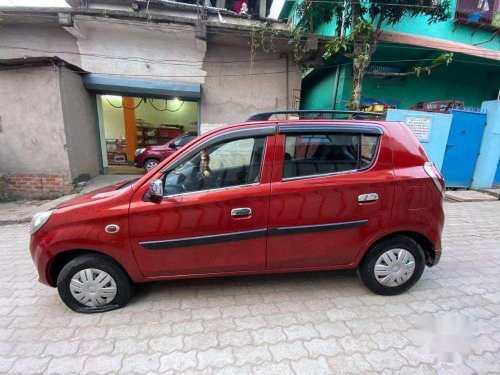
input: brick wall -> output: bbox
[0,173,73,201]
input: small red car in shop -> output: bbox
[30,110,445,313]
[134,131,197,172]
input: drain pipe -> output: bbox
[332,65,341,111]
[280,53,289,110]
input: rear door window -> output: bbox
[283,132,379,179]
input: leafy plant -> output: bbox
[298,0,452,110]
[249,23,309,69]
[492,12,500,28]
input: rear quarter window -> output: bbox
[361,135,378,168]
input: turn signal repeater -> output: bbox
[105,224,120,234]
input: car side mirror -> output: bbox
[149,179,163,199]
[168,143,177,149]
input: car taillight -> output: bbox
[423,162,445,196]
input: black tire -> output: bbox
[358,235,425,296]
[144,158,160,172]
[57,254,133,313]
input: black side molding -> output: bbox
[140,228,267,250]
[268,220,368,236]
[140,220,368,250]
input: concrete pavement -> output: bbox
[0,201,499,374]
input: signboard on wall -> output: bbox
[405,117,432,142]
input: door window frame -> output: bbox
[159,126,276,198]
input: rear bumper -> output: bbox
[427,248,441,267]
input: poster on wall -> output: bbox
[405,117,432,142]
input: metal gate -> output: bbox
[494,158,500,187]
[441,110,486,188]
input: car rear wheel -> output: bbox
[144,158,160,172]
[358,235,425,295]
[57,254,133,313]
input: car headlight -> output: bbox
[30,211,53,235]
[135,148,146,156]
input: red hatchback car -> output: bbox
[30,111,445,313]
[134,131,197,172]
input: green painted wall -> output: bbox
[288,0,499,114]
[300,69,336,110]
[302,61,499,111]
[382,0,499,51]
[288,0,499,51]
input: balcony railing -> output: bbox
[455,0,500,29]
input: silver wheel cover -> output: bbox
[69,268,117,307]
[374,248,416,287]
[146,160,158,171]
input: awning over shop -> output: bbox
[83,74,201,101]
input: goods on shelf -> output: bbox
[410,100,464,113]
[106,139,127,165]
[360,103,397,112]
[135,119,184,147]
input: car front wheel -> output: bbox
[144,158,160,172]
[358,235,425,295]
[57,254,133,313]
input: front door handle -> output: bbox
[358,193,379,203]
[231,207,252,217]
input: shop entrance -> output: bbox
[97,95,198,174]
[83,74,201,175]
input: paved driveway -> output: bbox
[0,202,499,374]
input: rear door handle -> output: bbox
[358,193,379,203]
[231,207,252,217]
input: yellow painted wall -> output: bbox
[134,98,198,130]
[101,95,125,140]
[100,95,198,140]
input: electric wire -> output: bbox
[26,54,499,84]
[104,96,144,109]
[148,98,185,112]
[0,45,286,66]
[2,43,499,67]
[0,12,498,57]
[280,0,465,9]
[4,11,499,52]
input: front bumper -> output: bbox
[133,157,144,168]
[29,233,53,286]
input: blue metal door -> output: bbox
[493,158,500,187]
[441,110,486,188]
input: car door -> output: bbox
[128,126,275,277]
[267,124,395,270]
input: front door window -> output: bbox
[163,137,265,195]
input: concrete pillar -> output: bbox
[95,96,109,174]
[259,0,266,18]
